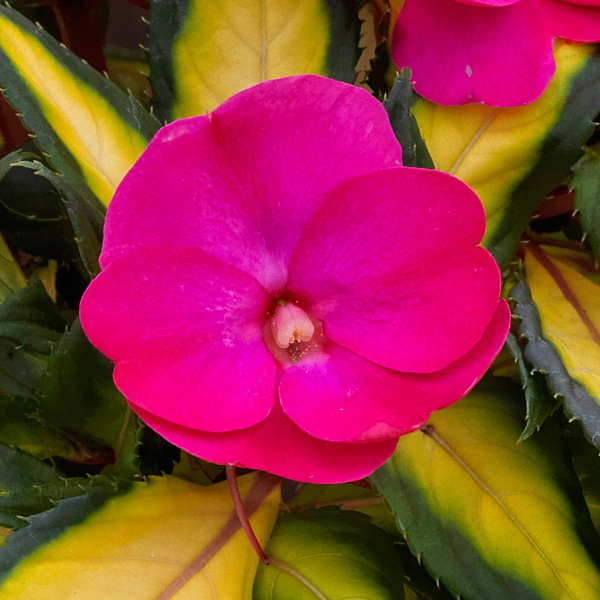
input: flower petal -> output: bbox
[455,0,521,5]
[279,301,510,442]
[556,0,600,8]
[545,0,600,40]
[100,75,403,293]
[289,167,501,373]
[392,0,554,106]
[80,245,276,432]
[132,401,399,484]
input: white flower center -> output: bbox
[270,301,315,349]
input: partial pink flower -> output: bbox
[80,75,510,483]
[392,0,600,106]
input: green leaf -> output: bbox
[171,451,224,486]
[0,233,25,305]
[565,420,600,532]
[371,378,600,600]
[40,319,141,478]
[149,0,362,121]
[505,332,560,440]
[393,541,455,600]
[0,395,114,464]
[0,443,115,531]
[0,5,159,207]
[17,160,104,279]
[0,152,35,303]
[0,473,281,599]
[0,280,64,398]
[384,69,433,169]
[512,244,600,450]
[414,42,600,268]
[287,484,453,599]
[0,443,66,531]
[254,507,405,600]
[287,482,398,536]
[570,147,600,263]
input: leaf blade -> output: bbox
[514,245,600,448]
[149,0,361,120]
[371,380,600,600]
[0,6,159,206]
[254,507,406,600]
[0,473,281,599]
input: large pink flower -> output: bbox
[392,0,600,106]
[80,75,510,483]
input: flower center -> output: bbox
[270,299,315,349]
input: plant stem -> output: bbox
[225,465,270,564]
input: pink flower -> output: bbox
[79,75,510,483]
[392,0,600,106]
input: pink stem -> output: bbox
[225,465,270,565]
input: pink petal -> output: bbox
[100,75,403,294]
[80,245,276,432]
[392,0,554,106]
[545,0,600,40]
[279,301,510,442]
[455,0,521,5]
[288,167,501,373]
[556,0,600,8]
[132,401,399,484]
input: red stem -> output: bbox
[225,465,270,565]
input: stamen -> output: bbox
[270,302,315,349]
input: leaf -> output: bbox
[171,451,224,486]
[505,332,560,440]
[383,69,433,169]
[105,47,151,110]
[149,0,362,121]
[0,233,25,305]
[513,244,600,450]
[40,319,141,478]
[570,147,600,263]
[287,485,454,599]
[29,259,58,302]
[0,5,160,207]
[18,160,104,279]
[0,443,69,531]
[0,151,27,302]
[0,472,281,599]
[0,530,10,548]
[0,395,114,464]
[413,42,600,269]
[0,443,115,531]
[287,482,398,535]
[565,420,600,532]
[393,542,455,600]
[0,280,64,398]
[370,378,600,600]
[253,507,406,600]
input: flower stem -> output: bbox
[225,465,270,565]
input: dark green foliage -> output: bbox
[0,479,124,583]
[0,281,64,398]
[0,443,116,531]
[571,147,600,263]
[510,277,600,450]
[384,69,434,169]
[505,332,560,440]
[17,161,104,279]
